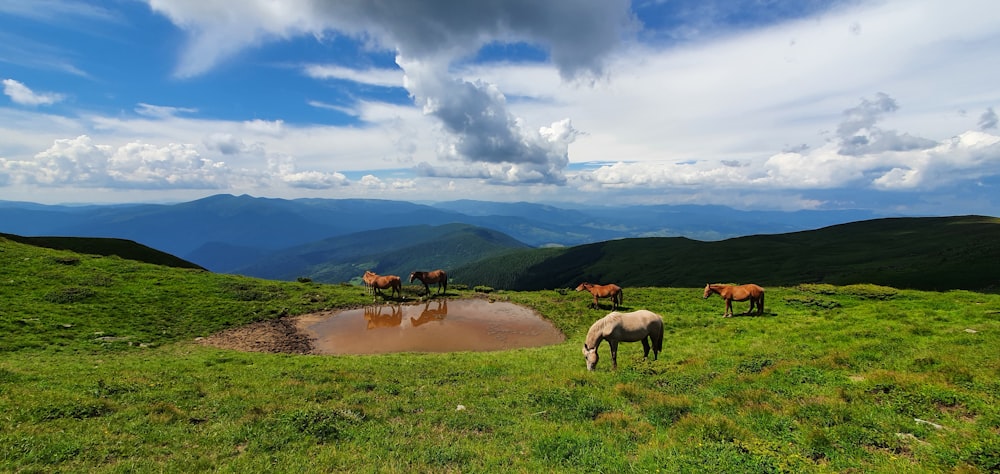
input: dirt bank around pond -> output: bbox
[196,314,322,354]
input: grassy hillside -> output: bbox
[237,223,529,283]
[453,216,1000,292]
[2,236,999,472]
[0,233,203,270]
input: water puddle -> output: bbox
[297,299,565,354]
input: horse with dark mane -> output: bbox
[582,310,664,371]
[410,300,448,327]
[703,283,765,317]
[575,282,623,310]
[409,269,448,296]
[363,270,401,301]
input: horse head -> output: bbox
[409,272,418,283]
[703,283,712,299]
[582,344,599,371]
[575,282,590,292]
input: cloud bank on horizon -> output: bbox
[0,0,998,215]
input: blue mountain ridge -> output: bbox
[0,193,880,273]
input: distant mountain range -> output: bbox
[0,193,885,276]
[3,215,997,292]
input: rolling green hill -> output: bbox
[235,223,530,283]
[0,233,204,270]
[453,216,1000,291]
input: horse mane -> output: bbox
[585,312,623,349]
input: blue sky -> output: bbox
[1,0,998,215]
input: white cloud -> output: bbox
[280,170,350,189]
[303,64,404,88]
[2,79,65,106]
[136,103,197,118]
[13,135,231,189]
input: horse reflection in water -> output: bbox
[364,304,403,329]
[410,300,448,327]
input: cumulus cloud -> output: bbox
[2,78,65,106]
[267,154,349,189]
[404,56,577,184]
[579,92,1000,197]
[0,135,230,188]
[145,0,630,185]
[242,119,285,137]
[0,134,365,191]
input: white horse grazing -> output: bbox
[582,310,664,371]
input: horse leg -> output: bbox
[609,341,619,370]
[641,337,650,360]
[725,298,733,317]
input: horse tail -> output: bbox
[653,327,663,353]
[759,290,765,313]
[653,316,664,353]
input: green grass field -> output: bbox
[2,237,999,472]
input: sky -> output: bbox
[0,0,998,215]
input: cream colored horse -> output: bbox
[582,310,663,371]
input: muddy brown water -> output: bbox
[297,299,565,354]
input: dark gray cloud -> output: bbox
[837,93,936,156]
[836,92,897,139]
[979,107,997,130]
[319,0,634,80]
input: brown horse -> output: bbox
[409,269,448,295]
[582,310,664,371]
[363,270,401,301]
[575,282,623,310]
[703,283,765,317]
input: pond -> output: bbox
[297,299,565,354]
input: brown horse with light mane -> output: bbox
[703,283,765,317]
[363,270,401,301]
[364,304,403,329]
[582,310,664,371]
[409,269,448,296]
[575,282,623,310]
